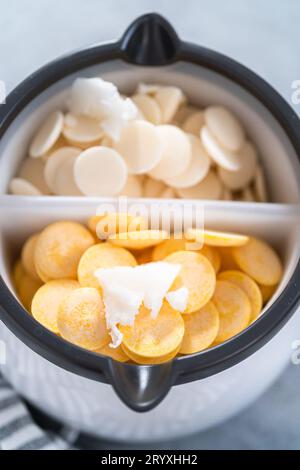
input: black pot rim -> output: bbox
[0,14,300,408]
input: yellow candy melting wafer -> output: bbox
[164,251,216,313]
[95,213,148,240]
[212,280,251,343]
[121,343,181,364]
[152,238,221,274]
[31,279,79,333]
[152,237,187,261]
[218,270,262,322]
[34,221,95,281]
[13,260,25,291]
[259,283,277,304]
[232,237,283,286]
[120,303,184,361]
[218,247,239,271]
[57,287,110,350]
[134,247,154,264]
[18,275,43,311]
[78,243,137,288]
[96,344,129,363]
[108,230,168,250]
[186,228,249,247]
[179,301,219,354]
[21,233,41,281]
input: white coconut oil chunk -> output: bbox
[114,120,163,174]
[166,135,210,188]
[94,262,181,347]
[149,125,191,180]
[29,111,63,158]
[204,106,245,152]
[68,77,137,140]
[9,178,42,196]
[218,141,258,190]
[201,126,241,171]
[74,146,127,196]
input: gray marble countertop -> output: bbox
[1,0,300,450]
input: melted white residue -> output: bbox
[68,77,137,140]
[94,262,181,347]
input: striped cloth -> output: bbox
[0,374,78,450]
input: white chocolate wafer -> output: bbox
[9,178,41,196]
[254,165,268,202]
[204,106,245,152]
[154,86,183,123]
[18,157,51,194]
[63,113,104,145]
[176,169,222,199]
[201,126,241,171]
[182,111,205,136]
[149,125,191,180]
[165,135,210,188]
[119,175,143,197]
[44,147,81,193]
[114,120,163,174]
[74,146,127,196]
[218,142,258,190]
[29,111,64,158]
[53,153,82,196]
[132,94,161,124]
[143,177,166,198]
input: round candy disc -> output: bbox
[132,94,161,124]
[204,106,245,152]
[77,243,137,288]
[218,270,262,321]
[165,250,216,313]
[114,120,163,174]
[149,125,191,180]
[9,178,41,196]
[232,237,282,286]
[74,146,127,196]
[166,135,210,188]
[29,111,64,158]
[179,302,219,354]
[218,142,257,190]
[108,230,168,250]
[212,280,251,343]
[176,169,222,200]
[21,233,41,281]
[120,302,184,360]
[201,126,241,171]
[34,221,95,281]
[57,287,110,350]
[31,279,79,332]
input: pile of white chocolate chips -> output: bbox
[9,78,267,201]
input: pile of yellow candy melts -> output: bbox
[13,213,283,364]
